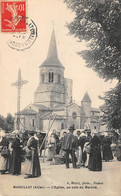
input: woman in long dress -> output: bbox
[0,135,10,174]
[47,133,56,161]
[24,130,41,178]
[102,132,113,161]
[88,132,102,171]
[59,132,67,157]
[10,133,22,175]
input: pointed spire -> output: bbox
[40,29,64,68]
[82,92,91,102]
[47,29,58,60]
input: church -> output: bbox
[17,30,101,133]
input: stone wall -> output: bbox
[66,103,81,129]
[81,101,91,128]
[43,118,64,133]
[34,66,66,108]
[64,78,73,105]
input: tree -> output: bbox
[64,0,121,81]
[64,0,121,130]
[100,83,121,131]
[0,115,6,130]
[5,113,14,132]
[0,113,14,132]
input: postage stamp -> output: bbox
[7,17,37,51]
[1,0,26,32]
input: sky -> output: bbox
[0,0,117,117]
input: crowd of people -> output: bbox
[0,127,121,178]
[0,130,41,178]
[46,126,121,171]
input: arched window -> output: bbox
[49,72,51,82]
[72,112,77,119]
[61,122,64,129]
[58,74,61,83]
[52,72,54,82]
[49,72,54,83]
[32,119,34,127]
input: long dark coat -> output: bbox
[25,137,41,177]
[88,135,102,171]
[75,136,86,151]
[102,136,113,161]
[62,132,76,151]
[11,137,21,175]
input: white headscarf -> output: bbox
[104,132,108,137]
[81,132,86,137]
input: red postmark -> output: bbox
[1,1,26,32]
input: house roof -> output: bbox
[91,108,100,112]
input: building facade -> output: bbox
[16,30,102,133]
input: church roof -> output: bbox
[66,102,81,109]
[34,104,50,111]
[16,104,50,115]
[53,104,66,111]
[40,30,64,68]
[42,110,66,120]
[18,108,37,115]
[82,92,91,102]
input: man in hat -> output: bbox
[62,126,77,168]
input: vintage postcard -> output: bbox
[0,0,121,196]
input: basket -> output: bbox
[52,155,65,165]
[85,145,91,154]
[111,143,117,151]
[1,146,9,157]
[25,148,32,160]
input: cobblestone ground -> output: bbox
[0,158,121,196]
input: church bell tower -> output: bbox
[34,30,65,109]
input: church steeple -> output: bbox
[47,30,58,60]
[82,91,91,102]
[35,29,66,108]
[41,30,64,68]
